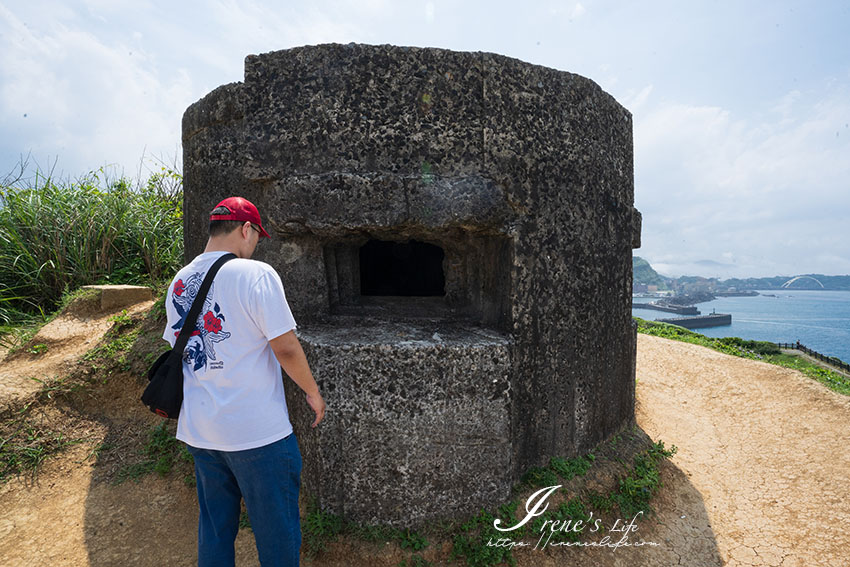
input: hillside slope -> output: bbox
[2,305,849,565]
[632,256,667,289]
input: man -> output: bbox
[162,196,325,567]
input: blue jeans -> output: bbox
[186,434,302,567]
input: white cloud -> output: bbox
[570,2,586,20]
[634,85,850,277]
[1,1,848,280]
[621,84,653,113]
[177,0,372,84]
[546,1,586,21]
[425,2,435,23]
[0,3,193,177]
[770,89,801,121]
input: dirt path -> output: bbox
[0,298,154,414]
[2,330,850,566]
[627,334,850,567]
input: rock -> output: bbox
[81,285,153,312]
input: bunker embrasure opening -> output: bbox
[359,239,445,297]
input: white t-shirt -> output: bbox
[162,251,297,451]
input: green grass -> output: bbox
[519,465,559,488]
[518,455,596,491]
[548,454,595,482]
[398,555,432,567]
[80,304,154,377]
[239,510,252,530]
[587,441,677,519]
[302,504,346,555]
[397,528,429,551]
[83,326,142,373]
[0,414,86,482]
[297,435,676,566]
[451,503,524,567]
[448,439,675,567]
[114,421,193,484]
[301,504,432,559]
[311,522,433,558]
[0,162,182,324]
[0,318,42,351]
[26,343,48,355]
[635,317,850,395]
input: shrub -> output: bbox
[0,163,182,322]
[717,336,780,356]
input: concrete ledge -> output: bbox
[291,318,513,525]
[81,285,153,311]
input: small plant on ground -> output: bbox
[0,415,85,482]
[450,439,676,567]
[398,528,428,551]
[239,509,252,530]
[0,317,42,352]
[451,507,521,567]
[399,555,431,567]
[549,454,595,481]
[519,465,559,488]
[302,504,345,556]
[302,503,433,559]
[600,441,677,519]
[114,421,190,484]
[108,309,133,326]
[82,308,147,375]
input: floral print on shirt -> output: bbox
[171,272,232,371]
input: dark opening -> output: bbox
[360,239,445,296]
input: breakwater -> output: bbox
[634,302,699,315]
[656,313,732,329]
[634,290,850,364]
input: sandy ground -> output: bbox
[626,335,850,567]
[2,326,850,566]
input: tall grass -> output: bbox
[0,163,183,323]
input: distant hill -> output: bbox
[632,256,850,291]
[633,256,668,289]
[721,275,850,291]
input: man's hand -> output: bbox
[269,330,326,428]
[306,392,326,428]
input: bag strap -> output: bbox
[172,253,237,357]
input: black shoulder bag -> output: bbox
[142,253,236,418]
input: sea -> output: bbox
[632,290,850,364]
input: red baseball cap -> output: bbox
[209,197,270,238]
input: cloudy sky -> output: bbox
[1,0,848,278]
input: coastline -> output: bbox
[633,289,850,364]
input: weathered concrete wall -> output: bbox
[182,43,641,526]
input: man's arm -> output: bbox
[269,330,326,428]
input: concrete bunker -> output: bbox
[182,43,642,526]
